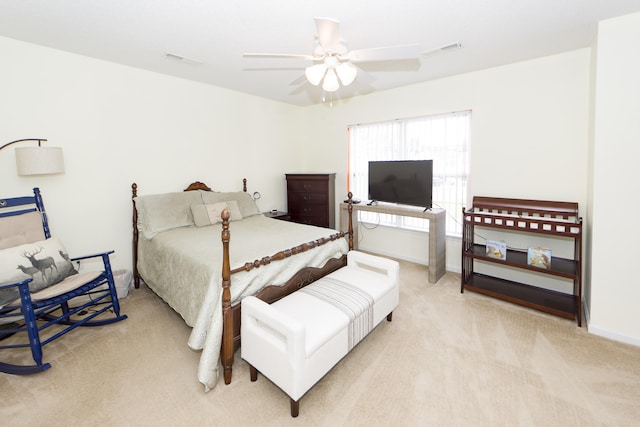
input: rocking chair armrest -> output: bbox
[70,250,115,262]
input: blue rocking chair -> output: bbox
[0,188,127,375]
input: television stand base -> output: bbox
[339,202,446,283]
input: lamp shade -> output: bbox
[15,146,65,175]
[336,62,357,86]
[305,63,327,86]
[322,69,340,92]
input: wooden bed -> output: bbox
[131,179,354,389]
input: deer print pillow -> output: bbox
[0,237,78,306]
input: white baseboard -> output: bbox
[587,324,640,347]
[583,303,640,347]
[357,245,427,266]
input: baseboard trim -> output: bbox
[357,245,427,266]
[587,324,640,347]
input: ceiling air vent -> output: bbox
[423,42,462,57]
[440,42,462,51]
[164,52,203,65]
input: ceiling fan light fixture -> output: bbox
[336,62,357,86]
[305,63,327,86]
[243,17,426,102]
[322,68,340,92]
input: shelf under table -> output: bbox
[462,273,577,320]
[466,244,578,278]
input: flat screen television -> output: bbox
[368,160,433,209]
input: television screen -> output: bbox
[368,160,433,208]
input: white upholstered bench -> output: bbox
[241,250,399,417]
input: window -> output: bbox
[348,110,471,236]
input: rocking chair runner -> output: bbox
[0,187,127,375]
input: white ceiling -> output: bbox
[1,1,640,106]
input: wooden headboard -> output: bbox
[183,179,248,193]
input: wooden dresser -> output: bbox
[285,173,335,228]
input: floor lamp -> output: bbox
[0,138,65,175]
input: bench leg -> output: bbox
[387,312,393,321]
[290,398,299,417]
[249,364,258,382]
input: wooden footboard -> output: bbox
[132,181,355,387]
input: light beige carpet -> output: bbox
[2,260,639,426]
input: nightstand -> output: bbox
[264,210,291,221]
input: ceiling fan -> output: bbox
[243,17,426,93]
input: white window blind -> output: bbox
[348,110,471,236]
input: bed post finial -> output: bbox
[243,178,247,192]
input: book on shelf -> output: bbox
[527,247,552,269]
[485,240,507,260]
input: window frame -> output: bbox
[347,110,471,236]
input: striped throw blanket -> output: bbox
[300,276,374,351]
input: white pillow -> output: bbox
[199,191,261,218]
[191,201,243,227]
[134,191,201,239]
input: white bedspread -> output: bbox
[137,214,349,390]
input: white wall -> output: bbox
[588,12,640,345]
[302,49,591,275]
[3,15,638,346]
[0,36,303,272]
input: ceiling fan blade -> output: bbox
[356,58,421,72]
[243,53,314,60]
[289,73,307,86]
[344,44,423,62]
[345,63,373,84]
[315,17,342,52]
